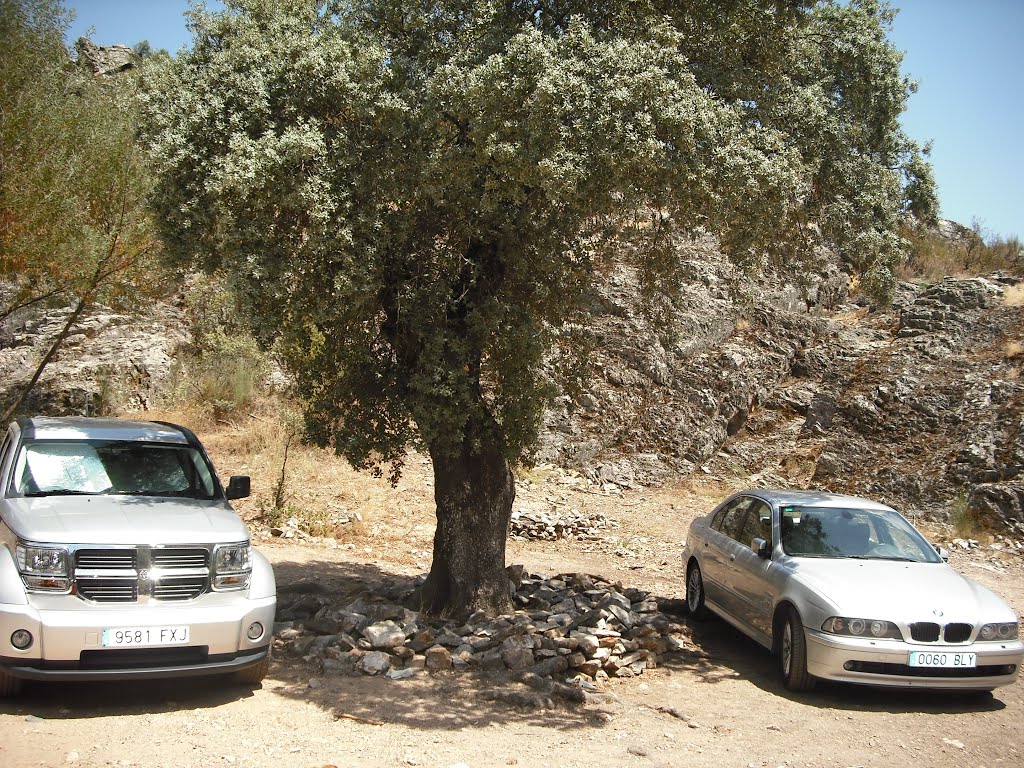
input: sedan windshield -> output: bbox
[12,440,217,499]
[780,505,941,563]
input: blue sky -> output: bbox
[66,0,1022,241]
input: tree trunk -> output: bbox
[418,415,516,619]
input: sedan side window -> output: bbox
[739,500,772,547]
[710,506,729,530]
[719,498,752,542]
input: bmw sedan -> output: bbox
[681,489,1023,692]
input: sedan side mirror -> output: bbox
[934,544,950,562]
[225,475,251,500]
[751,537,770,559]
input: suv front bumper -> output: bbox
[0,593,276,682]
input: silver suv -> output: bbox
[0,416,276,695]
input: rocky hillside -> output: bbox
[538,265,1024,535]
[3,251,1023,534]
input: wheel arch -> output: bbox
[771,600,800,655]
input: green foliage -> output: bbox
[181,272,257,354]
[0,0,164,319]
[169,272,272,418]
[1,0,170,419]
[172,331,269,418]
[141,0,933,479]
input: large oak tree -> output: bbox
[143,0,935,617]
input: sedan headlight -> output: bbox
[212,543,252,591]
[15,543,71,592]
[979,622,1019,641]
[822,616,903,640]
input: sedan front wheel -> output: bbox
[780,606,816,692]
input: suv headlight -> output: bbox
[979,622,1019,641]
[822,616,903,640]
[212,543,252,591]
[15,543,71,592]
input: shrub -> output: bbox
[899,221,1024,281]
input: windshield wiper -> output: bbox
[24,488,103,497]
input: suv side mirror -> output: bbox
[751,537,770,559]
[225,475,251,500]
[934,544,950,562]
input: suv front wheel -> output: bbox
[0,668,24,697]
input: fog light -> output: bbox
[11,629,33,650]
[843,661,855,671]
[247,622,264,641]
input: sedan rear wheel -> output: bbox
[686,562,707,619]
[780,606,816,692]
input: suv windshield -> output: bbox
[12,440,218,499]
[780,505,941,563]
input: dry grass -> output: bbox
[120,399,438,562]
[1004,284,1024,307]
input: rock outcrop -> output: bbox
[719,275,1024,530]
[74,38,136,76]
[0,300,188,416]
[5,250,1024,531]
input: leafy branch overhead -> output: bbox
[0,0,166,419]
[142,0,935,616]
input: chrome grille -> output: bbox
[153,548,208,569]
[152,577,207,601]
[77,579,137,602]
[76,549,136,570]
[72,545,212,603]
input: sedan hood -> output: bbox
[789,558,1017,624]
[3,495,249,545]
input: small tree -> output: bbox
[143,0,933,617]
[0,0,164,420]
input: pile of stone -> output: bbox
[509,509,614,541]
[274,568,690,685]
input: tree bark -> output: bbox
[417,413,516,619]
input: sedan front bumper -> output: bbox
[805,629,1024,689]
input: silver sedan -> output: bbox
[681,489,1023,692]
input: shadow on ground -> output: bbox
[1,558,1006,725]
[662,609,1007,715]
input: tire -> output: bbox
[686,562,707,619]
[233,650,271,686]
[779,606,816,692]
[0,667,24,697]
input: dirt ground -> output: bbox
[2,448,1023,768]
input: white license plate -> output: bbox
[101,626,190,647]
[908,651,977,668]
